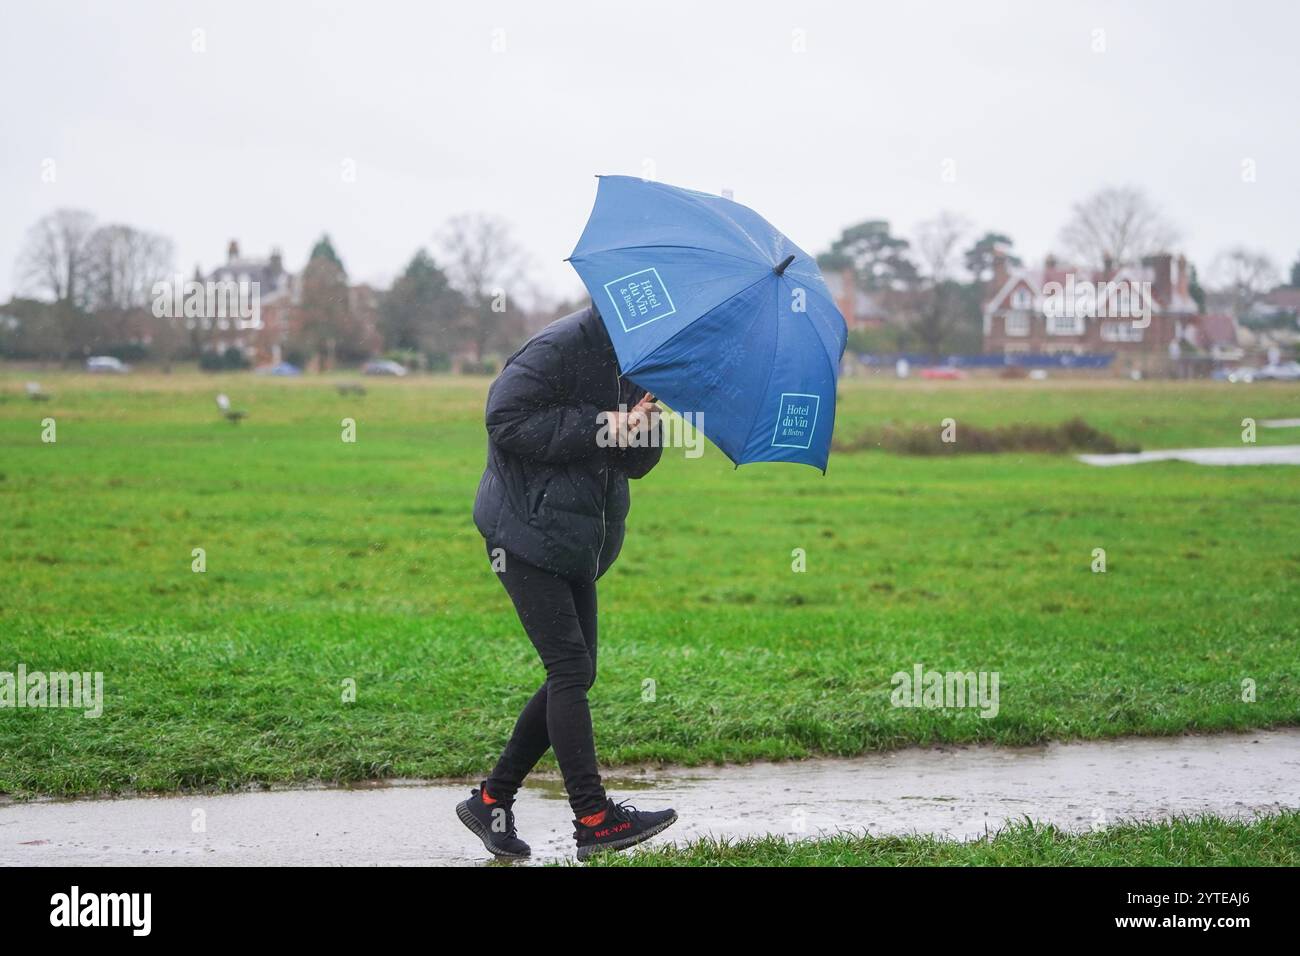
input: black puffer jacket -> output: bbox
[473,305,662,582]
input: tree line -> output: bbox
[4,186,1297,366]
[819,185,1298,355]
[0,209,552,370]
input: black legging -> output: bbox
[483,542,606,816]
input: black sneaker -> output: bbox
[456,784,530,859]
[573,798,677,861]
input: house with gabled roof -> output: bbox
[981,249,1230,374]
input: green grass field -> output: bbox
[582,812,1300,867]
[1,370,1298,804]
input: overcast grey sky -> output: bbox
[3,0,1297,304]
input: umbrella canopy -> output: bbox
[568,175,846,472]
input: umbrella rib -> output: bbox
[682,189,771,261]
[796,286,844,459]
[795,281,849,364]
[734,280,839,471]
[735,280,784,468]
[777,278,844,471]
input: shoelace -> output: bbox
[576,799,640,834]
[609,799,639,821]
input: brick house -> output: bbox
[203,240,295,363]
[824,267,890,329]
[205,240,382,367]
[981,250,1227,374]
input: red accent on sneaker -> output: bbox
[481,786,497,806]
[579,808,607,827]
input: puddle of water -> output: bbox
[1078,445,1300,466]
[1262,419,1300,428]
[1,729,1295,866]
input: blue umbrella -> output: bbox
[568,175,846,472]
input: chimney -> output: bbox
[227,240,240,263]
[1044,252,1058,270]
[269,247,283,274]
[991,244,1009,285]
[1174,254,1190,299]
[1143,253,1172,307]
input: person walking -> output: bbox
[456,303,678,861]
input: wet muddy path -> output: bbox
[3,729,1295,865]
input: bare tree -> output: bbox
[14,209,101,362]
[914,212,970,283]
[16,209,97,305]
[438,213,529,361]
[83,224,175,311]
[908,212,971,354]
[80,223,176,358]
[1059,186,1179,271]
[1211,246,1279,320]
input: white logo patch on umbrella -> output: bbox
[772,393,819,449]
[603,268,677,332]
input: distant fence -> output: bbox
[855,353,1116,370]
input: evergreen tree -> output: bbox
[293,234,359,370]
[378,249,463,354]
[817,220,918,291]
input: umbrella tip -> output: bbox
[774,254,795,276]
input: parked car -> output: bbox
[1223,366,1259,384]
[362,359,408,377]
[1256,362,1300,381]
[919,367,966,380]
[255,362,302,376]
[85,356,129,374]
